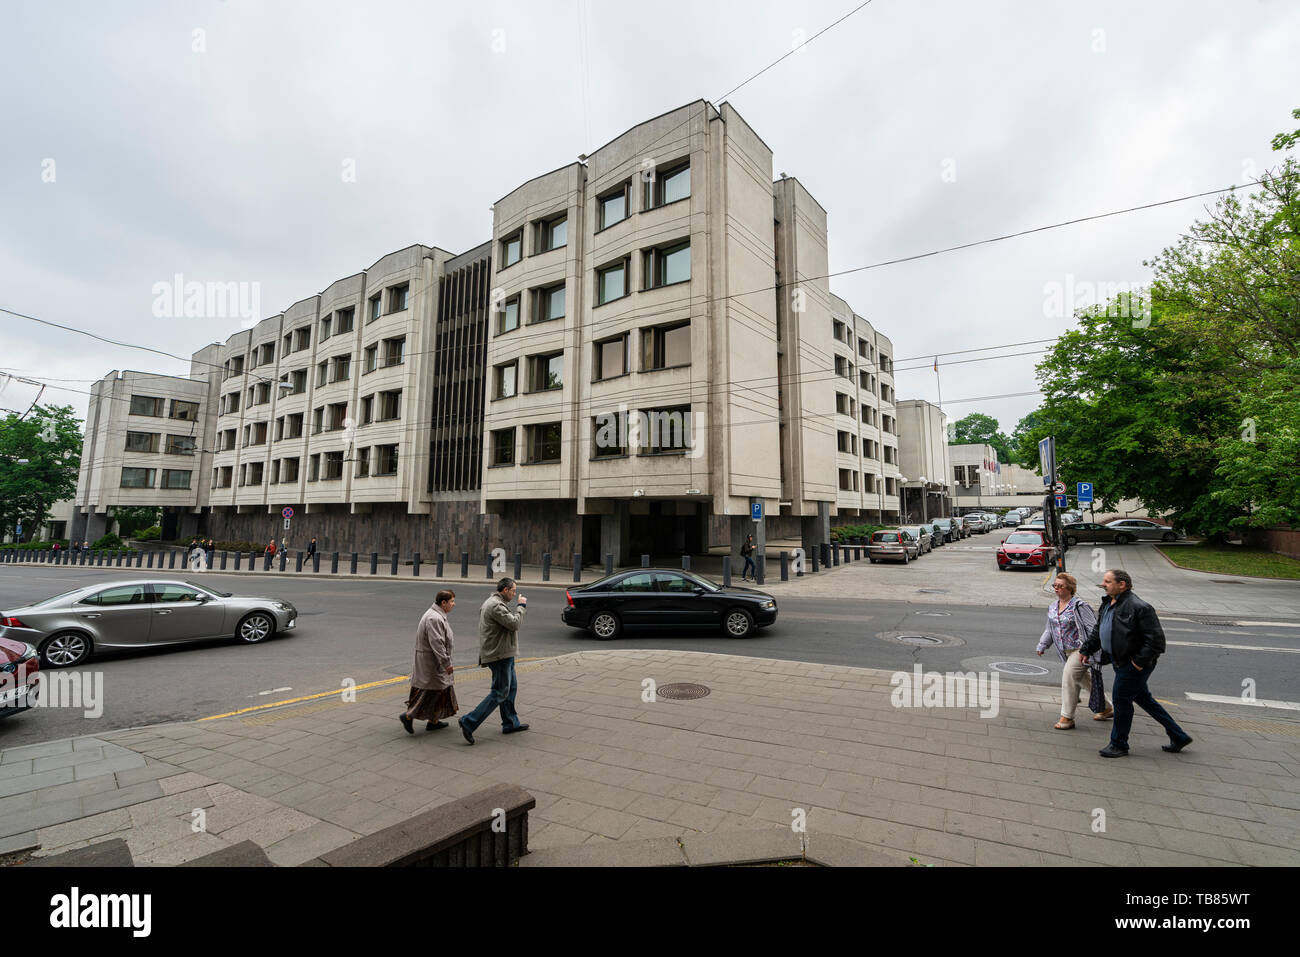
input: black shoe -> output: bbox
[1098,744,1129,758]
[458,718,474,745]
[1162,735,1192,753]
[398,714,414,735]
[426,721,448,731]
[503,723,530,734]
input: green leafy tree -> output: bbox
[1010,410,1043,467]
[950,412,1016,463]
[1270,106,1300,152]
[0,404,82,540]
[109,506,161,538]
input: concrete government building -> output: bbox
[72,101,921,562]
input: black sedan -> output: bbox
[561,569,777,640]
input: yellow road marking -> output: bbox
[199,656,547,720]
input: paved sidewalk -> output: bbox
[2,651,1297,866]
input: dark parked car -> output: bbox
[561,569,776,640]
[1061,522,1127,545]
[997,530,1057,570]
[1104,519,1180,542]
[0,580,298,668]
[931,518,959,543]
[0,636,40,719]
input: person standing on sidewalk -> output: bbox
[400,589,458,734]
[1037,572,1110,729]
[1078,569,1192,758]
[459,577,528,744]
[740,535,756,582]
[307,537,317,560]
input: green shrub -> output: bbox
[91,533,125,549]
[135,525,162,542]
[0,539,68,551]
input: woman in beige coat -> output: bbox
[399,590,458,733]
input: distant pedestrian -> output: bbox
[1079,569,1192,758]
[459,577,528,744]
[265,539,277,557]
[307,537,317,559]
[400,590,458,734]
[740,535,756,582]
[206,539,215,562]
[1037,572,1110,729]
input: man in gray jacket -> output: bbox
[459,577,528,744]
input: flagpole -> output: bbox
[934,357,943,409]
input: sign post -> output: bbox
[1038,437,1065,572]
[281,506,294,542]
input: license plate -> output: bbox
[0,684,31,707]
[1012,560,1027,565]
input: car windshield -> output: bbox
[934,519,951,527]
[1005,532,1044,545]
[184,581,223,598]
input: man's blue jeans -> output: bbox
[462,657,522,732]
[742,556,756,578]
[1109,660,1187,750]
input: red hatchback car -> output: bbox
[997,530,1056,570]
[0,636,40,719]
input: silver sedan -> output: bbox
[0,580,298,668]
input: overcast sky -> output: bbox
[3,0,1297,437]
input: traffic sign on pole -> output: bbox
[1052,481,1065,494]
[751,501,763,523]
[1055,495,1067,508]
[1077,482,1094,504]
[282,506,294,519]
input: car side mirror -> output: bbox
[693,586,706,595]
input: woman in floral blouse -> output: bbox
[1037,572,1112,729]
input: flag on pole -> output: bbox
[933,356,939,373]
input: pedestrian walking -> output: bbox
[205,539,215,562]
[458,577,528,744]
[400,589,458,734]
[1079,569,1192,758]
[265,538,277,557]
[740,534,756,582]
[307,537,317,559]
[1036,572,1110,729]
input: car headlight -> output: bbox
[761,600,775,610]
[273,602,290,612]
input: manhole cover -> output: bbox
[657,683,710,700]
[876,630,964,648]
[989,661,1050,676]
[896,635,942,645]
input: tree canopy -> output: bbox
[950,412,1017,463]
[0,404,83,539]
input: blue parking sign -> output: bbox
[751,501,763,522]
[1077,482,1093,504]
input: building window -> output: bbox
[283,333,292,355]
[833,320,846,343]
[247,462,264,486]
[249,422,267,446]
[364,344,378,373]
[641,321,690,370]
[124,431,159,453]
[323,451,344,480]
[383,337,405,366]
[497,296,520,334]
[320,314,332,341]
[368,294,382,322]
[592,412,627,458]
[639,405,692,454]
[598,183,628,230]
[330,355,351,383]
[286,413,303,439]
[274,417,285,441]
[259,343,275,366]
[597,259,629,305]
[493,362,517,400]
[525,423,562,464]
[644,241,690,288]
[161,469,191,490]
[286,369,306,394]
[312,407,324,434]
[595,335,628,381]
[169,399,199,421]
[839,469,852,491]
[536,214,567,252]
[501,229,523,268]
[378,390,401,421]
[643,160,689,209]
[490,428,515,466]
[326,403,348,431]
[858,337,868,358]
[281,458,299,483]
[387,283,409,313]
[355,447,369,478]
[164,434,196,456]
[360,394,374,425]
[532,283,565,323]
[375,444,399,476]
[316,362,328,388]
[218,466,233,488]
[129,395,164,417]
[335,307,355,335]
[308,454,320,482]
[254,382,270,405]
[120,467,155,488]
[527,352,563,392]
[294,327,311,352]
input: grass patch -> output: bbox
[1156,544,1300,580]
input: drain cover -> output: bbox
[989,661,1050,676]
[876,630,964,648]
[656,682,710,700]
[896,635,942,645]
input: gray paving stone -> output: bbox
[0,766,75,799]
[1,797,87,835]
[0,831,39,855]
[0,739,72,763]
[266,821,360,866]
[78,780,166,816]
[520,836,686,867]
[681,829,805,866]
[72,754,146,780]
[32,750,103,773]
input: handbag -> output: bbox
[1088,662,1107,712]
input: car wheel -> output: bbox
[1162,532,1177,542]
[902,550,909,564]
[236,611,276,644]
[869,558,877,564]
[723,608,755,638]
[39,631,91,668]
[1065,535,1079,547]
[589,611,621,641]
[1114,534,1130,545]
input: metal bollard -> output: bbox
[235,551,242,570]
[370,552,378,575]
[435,551,444,577]
[682,555,691,571]
[331,551,339,574]
[780,552,789,581]
[756,555,766,585]
[485,555,493,579]
[279,550,287,572]
[641,554,650,568]
[722,555,732,587]
[295,551,303,572]
[460,552,469,578]
[147,551,155,569]
[263,552,271,570]
[220,550,228,570]
[514,552,522,581]
[313,552,320,573]
[542,552,551,581]
[573,552,582,583]
[605,554,614,577]
[391,552,398,575]
[413,552,421,577]
[350,552,358,574]
[251,552,259,571]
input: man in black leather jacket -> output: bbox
[1078,569,1192,758]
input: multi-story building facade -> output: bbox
[896,399,953,523]
[71,100,919,560]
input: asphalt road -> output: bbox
[2,564,1297,747]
